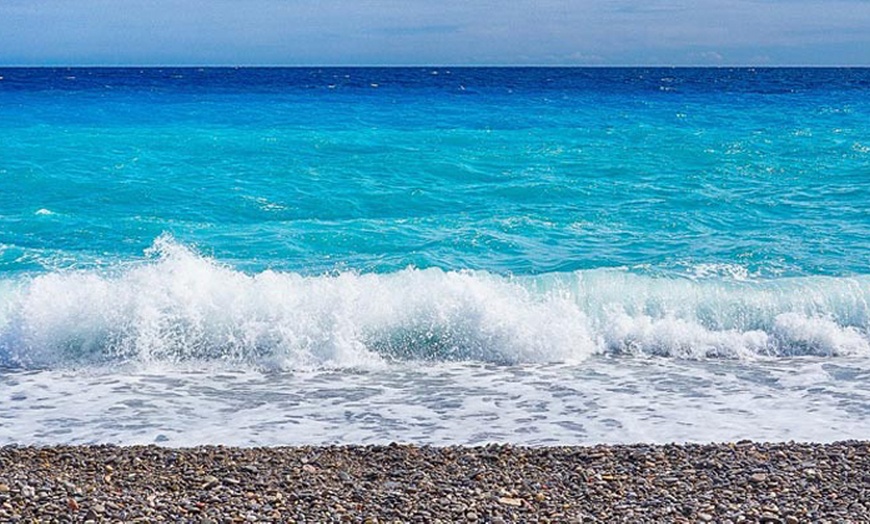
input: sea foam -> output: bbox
[0,237,868,370]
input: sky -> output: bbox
[1,0,869,66]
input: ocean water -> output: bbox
[1,67,869,446]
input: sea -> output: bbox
[1,67,869,446]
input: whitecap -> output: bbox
[0,236,868,370]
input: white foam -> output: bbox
[773,312,869,356]
[4,357,870,446]
[0,236,868,370]
[688,262,756,281]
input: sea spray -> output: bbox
[1,238,868,370]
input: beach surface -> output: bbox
[1,441,867,523]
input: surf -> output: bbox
[1,237,868,370]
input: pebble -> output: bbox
[760,512,782,524]
[201,475,220,489]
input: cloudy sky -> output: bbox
[1,0,869,66]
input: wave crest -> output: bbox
[1,238,868,369]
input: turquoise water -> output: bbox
[3,68,869,277]
[1,68,869,367]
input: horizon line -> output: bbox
[1,64,869,69]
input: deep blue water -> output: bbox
[1,67,869,367]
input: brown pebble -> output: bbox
[750,473,768,483]
[201,475,220,489]
[760,512,783,524]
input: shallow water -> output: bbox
[2,356,869,446]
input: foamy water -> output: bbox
[2,238,868,371]
[1,240,868,445]
[3,357,869,446]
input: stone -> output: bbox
[760,512,782,524]
[201,476,220,489]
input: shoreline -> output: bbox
[1,441,867,522]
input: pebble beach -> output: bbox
[1,441,867,523]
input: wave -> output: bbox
[1,237,868,369]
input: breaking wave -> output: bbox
[1,238,868,370]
